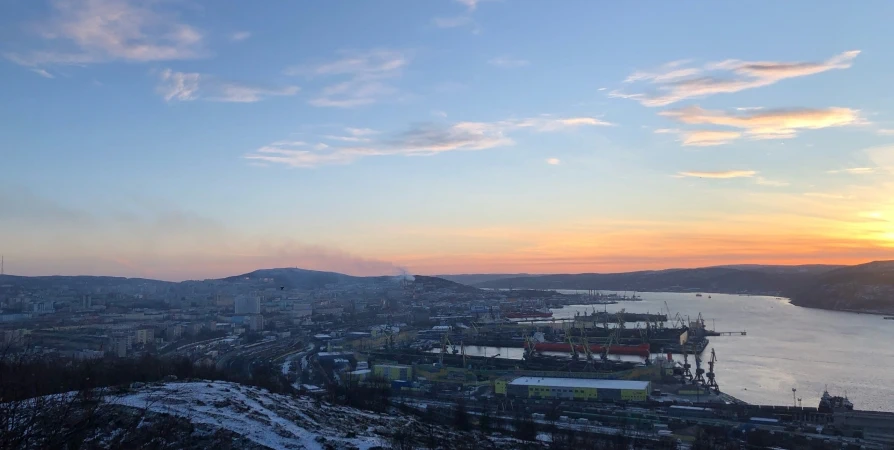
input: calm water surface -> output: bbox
[463,291,894,411]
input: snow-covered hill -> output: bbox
[106,381,536,450]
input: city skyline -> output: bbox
[2,0,894,281]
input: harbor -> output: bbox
[307,288,894,447]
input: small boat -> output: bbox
[884,316,894,320]
[695,293,702,297]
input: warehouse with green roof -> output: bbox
[496,376,650,402]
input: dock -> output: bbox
[706,330,747,336]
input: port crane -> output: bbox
[600,329,616,365]
[580,334,597,371]
[681,345,694,384]
[693,352,706,385]
[705,348,719,393]
[439,334,465,367]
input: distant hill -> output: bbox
[6,261,893,313]
[0,268,475,293]
[219,267,376,289]
[711,264,844,275]
[0,274,169,288]
[472,267,815,295]
[436,273,534,285]
[473,262,894,313]
[788,261,894,313]
[412,275,482,294]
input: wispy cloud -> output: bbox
[346,128,378,137]
[677,170,756,179]
[826,167,875,175]
[432,0,491,31]
[878,129,894,136]
[654,128,742,147]
[455,0,480,11]
[286,49,409,77]
[865,145,894,172]
[680,130,742,147]
[755,176,789,187]
[230,31,251,42]
[612,50,860,107]
[286,49,409,108]
[6,0,205,67]
[246,115,610,168]
[210,83,300,103]
[546,158,561,165]
[623,60,700,83]
[157,69,298,103]
[322,131,374,143]
[679,171,788,186]
[660,106,862,142]
[30,68,54,78]
[489,56,530,68]
[158,69,200,101]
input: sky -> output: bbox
[1,0,894,281]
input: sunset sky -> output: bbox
[2,0,893,280]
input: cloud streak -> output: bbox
[455,0,480,11]
[679,130,742,147]
[157,69,299,103]
[230,31,251,42]
[755,176,790,187]
[286,49,409,108]
[612,50,860,107]
[6,0,205,67]
[827,167,875,175]
[677,170,756,179]
[30,68,55,78]
[660,106,862,142]
[246,116,611,167]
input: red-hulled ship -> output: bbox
[504,309,553,319]
[525,341,651,357]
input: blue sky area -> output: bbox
[1,0,893,280]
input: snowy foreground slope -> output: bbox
[108,381,536,450]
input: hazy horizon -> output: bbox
[2,1,893,281]
[0,259,878,283]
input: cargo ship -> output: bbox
[818,389,853,412]
[524,341,651,357]
[505,309,553,319]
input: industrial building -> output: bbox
[496,376,650,402]
[373,363,413,381]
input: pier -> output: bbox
[706,330,747,336]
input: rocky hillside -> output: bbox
[99,381,538,450]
